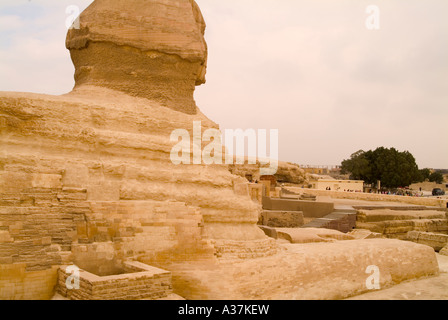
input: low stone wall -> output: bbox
[262,197,334,218]
[357,210,446,222]
[213,238,277,260]
[57,261,172,300]
[285,187,448,208]
[0,184,85,300]
[355,209,448,239]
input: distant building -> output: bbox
[301,165,340,174]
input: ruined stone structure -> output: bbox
[356,209,448,239]
[0,0,442,300]
[229,161,307,185]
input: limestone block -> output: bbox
[212,238,277,260]
[277,228,355,243]
[0,264,59,300]
[0,172,62,193]
[87,181,120,201]
[258,226,278,239]
[62,165,89,188]
[356,209,448,239]
[348,229,382,239]
[170,239,439,300]
[407,231,448,252]
[229,161,307,185]
[440,246,448,256]
[260,210,304,228]
[357,209,446,223]
[0,231,13,243]
[31,174,62,189]
[233,183,249,197]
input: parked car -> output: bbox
[432,188,445,196]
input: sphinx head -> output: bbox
[66,0,207,114]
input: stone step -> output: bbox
[333,207,357,214]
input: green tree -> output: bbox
[341,147,421,189]
[341,150,371,181]
[429,171,444,184]
[418,168,431,182]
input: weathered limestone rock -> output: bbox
[440,246,448,256]
[407,231,448,252]
[229,161,307,185]
[259,210,304,228]
[258,226,278,239]
[277,228,355,243]
[170,239,439,300]
[348,229,382,240]
[299,193,317,201]
[66,0,207,114]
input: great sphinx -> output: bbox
[0,0,439,300]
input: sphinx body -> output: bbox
[0,0,439,300]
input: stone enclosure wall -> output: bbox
[57,261,172,300]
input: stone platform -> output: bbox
[168,239,439,300]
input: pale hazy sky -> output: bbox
[0,0,447,168]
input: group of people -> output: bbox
[325,187,361,193]
[376,190,424,197]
